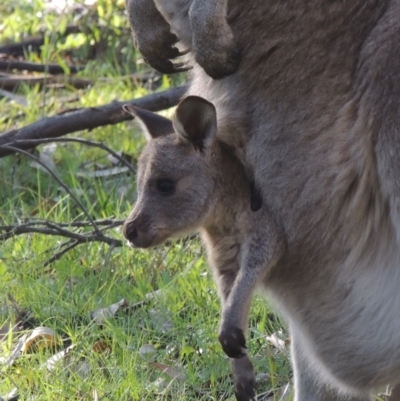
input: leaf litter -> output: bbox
[0,290,192,400]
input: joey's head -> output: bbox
[122,96,219,248]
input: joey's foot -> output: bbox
[232,357,257,401]
[195,45,241,80]
[218,325,247,358]
[235,377,257,401]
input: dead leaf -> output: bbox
[76,166,129,179]
[128,289,163,310]
[107,151,134,166]
[29,198,57,216]
[278,382,292,401]
[0,88,28,106]
[92,389,99,401]
[92,340,111,354]
[265,331,286,352]
[41,143,57,155]
[29,151,57,173]
[150,362,187,382]
[138,344,157,362]
[90,298,129,325]
[44,345,90,379]
[255,372,270,383]
[43,344,75,371]
[68,360,91,379]
[383,384,400,401]
[0,319,18,343]
[22,326,59,353]
[0,387,18,401]
[148,308,174,333]
[3,333,27,368]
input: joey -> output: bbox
[123,96,285,400]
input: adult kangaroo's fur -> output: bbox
[125,1,400,400]
[125,0,239,79]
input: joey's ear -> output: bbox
[123,104,174,140]
[173,96,217,151]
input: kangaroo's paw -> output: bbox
[218,325,247,358]
[195,41,241,80]
[232,356,257,401]
[140,31,189,74]
[192,20,241,79]
[126,0,189,74]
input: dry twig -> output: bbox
[0,60,84,75]
[0,73,93,91]
[0,137,134,264]
[0,25,84,56]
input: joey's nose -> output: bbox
[123,221,138,242]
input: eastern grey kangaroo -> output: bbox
[125,0,240,79]
[122,96,285,400]
[125,1,400,400]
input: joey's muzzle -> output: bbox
[122,216,153,248]
[122,220,138,242]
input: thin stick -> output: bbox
[7,137,136,175]
[1,145,101,235]
[44,240,80,267]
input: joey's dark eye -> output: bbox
[156,178,175,194]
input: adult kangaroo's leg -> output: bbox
[291,332,372,401]
[125,0,188,73]
[189,0,241,79]
[359,4,400,241]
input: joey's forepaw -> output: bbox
[218,325,247,358]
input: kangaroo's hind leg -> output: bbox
[291,332,372,401]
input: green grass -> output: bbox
[0,1,291,399]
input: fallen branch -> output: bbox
[0,146,126,265]
[0,71,158,92]
[1,218,124,232]
[0,25,83,56]
[0,217,124,266]
[0,60,85,75]
[0,73,93,91]
[0,218,123,266]
[5,137,137,175]
[0,85,187,158]
[0,219,123,243]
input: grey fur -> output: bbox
[123,96,285,400]
[125,0,240,78]
[124,1,400,400]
